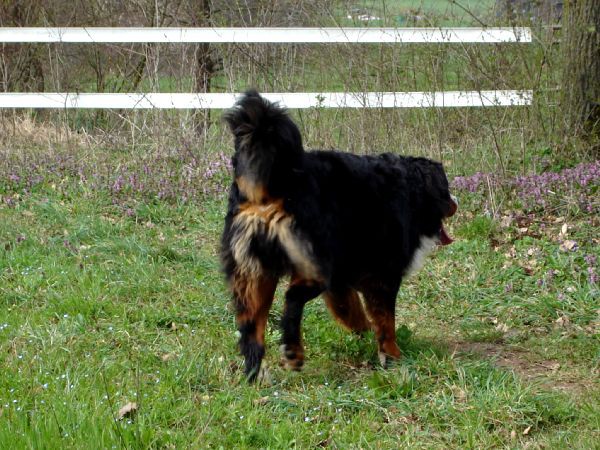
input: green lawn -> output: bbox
[337,0,498,26]
[1,178,598,448]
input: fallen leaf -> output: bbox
[510,430,517,440]
[518,227,528,234]
[560,223,568,236]
[317,437,331,447]
[559,240,578,252]
[253,396,269,406]
[500,216,513,228]
[117,402,137,420]
[495,323,510,333]
[523,425,532,435]
[555,316,570,327]
[451,385,467,402]
[543,361,561,371]
[160,353,176,362]
[520,264,534,276]
[228,361,241,373]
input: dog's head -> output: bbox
[223,90,304,189]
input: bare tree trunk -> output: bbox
[1,1,46,92]
[192,0,216,137]
[561,0,600,140]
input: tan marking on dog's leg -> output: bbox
[231,271,278,381]
[324,289,371,333]
[363,295,401,367]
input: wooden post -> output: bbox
[192,0,216,138]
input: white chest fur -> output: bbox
[404,236,437,277]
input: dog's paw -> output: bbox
[378,351,402,369]
[378,351,388,368]
[280,344,305,371]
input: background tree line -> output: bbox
[0,0,597,152]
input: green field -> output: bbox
[1,157,598,447]
[338,0,498,26]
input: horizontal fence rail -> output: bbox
[0,27,532,109]
[0,91,533,109]
[0,27,531,44]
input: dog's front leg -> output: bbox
[231,271,278,382]
[280,277,324,371]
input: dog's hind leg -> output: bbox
[231,271,278,382]
[361,285,402,367]
[280,276,324,370]
[324,289,371,333]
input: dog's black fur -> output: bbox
[221,90,457,381]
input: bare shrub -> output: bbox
[0,0,590,188]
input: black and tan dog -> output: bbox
[221,90,457,381]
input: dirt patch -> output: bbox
[452,341,593,395]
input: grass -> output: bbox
[1,171,598,448]
[338,0,498,26]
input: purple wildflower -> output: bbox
[112,175,125,193]
[452,160,599,213]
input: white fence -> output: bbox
[0,27,532,109]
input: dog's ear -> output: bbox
[243,88,261,99]
[223,89,304,160]
[223,89,272,138]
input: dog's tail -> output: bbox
[223,89,304,156]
